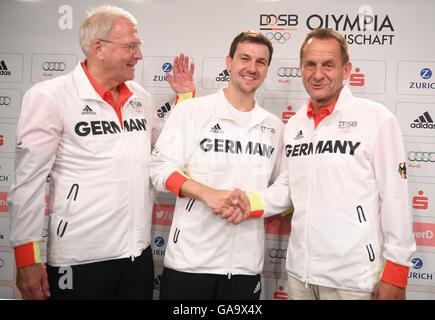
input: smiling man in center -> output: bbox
[149,30,285,300]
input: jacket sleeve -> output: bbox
[246,140,293,219]
[372,116,416,288]
[149,100,194,197]
[151,91,195,148]
[7,88,62,268]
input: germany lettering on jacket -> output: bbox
[74,119,147,136]
[200,138,275,159]
[285,140,361,157]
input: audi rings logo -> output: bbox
[269,248,287,259]
[42,62,66,72]
[408,151,435,162]
[277,67,301,78]
[0,96,11,105]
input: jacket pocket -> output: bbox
[356,205,376,262]
[173,227,180,243]
[56,183,79,238]
[185,198,196,213]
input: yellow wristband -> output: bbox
[175,90,195,105]
[247,192,265,218]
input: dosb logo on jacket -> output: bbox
[129,99,144,114]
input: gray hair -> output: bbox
[300,28,350,65]
[79,5,137,56]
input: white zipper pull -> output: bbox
[131,254,135,262]
[304,278,308,288]
[227,273,232,279]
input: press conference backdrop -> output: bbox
[0,0,434,300]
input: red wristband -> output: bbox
[14,242,41,269]
[165,171,189,198]
[381,260,409,288]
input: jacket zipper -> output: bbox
[227,223,236,279]
[303,111,338,285]
[304,129,315,286]
[304,117,321,286]
[120,101,136,261]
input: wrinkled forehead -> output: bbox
[301,38,342,62]
[109,18,141,41]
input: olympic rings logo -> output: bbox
[0,96,11,105]
[408,151,435,162]
[265,32,291,44]
[42,62,66,71]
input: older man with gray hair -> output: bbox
[221,28,416,300]
[7,5,194,300]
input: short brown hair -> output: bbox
[229,30,274,66]
[300,28,349,65]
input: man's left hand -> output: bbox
[167,53,195,94]
[373,280,406,300]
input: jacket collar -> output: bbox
[298,84,354,120]
[215,88,270,128]
[72,61,133,103]
[73,62,102,101]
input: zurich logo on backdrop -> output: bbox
[420,68,432,80]
[412,257,423,269]
[162,62,172,73]
[154,236,165,247]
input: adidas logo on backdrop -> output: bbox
[0,60,11,76]
[410,111,434,129]
[216,69,230,82]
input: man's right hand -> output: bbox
[16,263,50,300]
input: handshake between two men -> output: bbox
[210,189,252,224]
[179,179,253,225]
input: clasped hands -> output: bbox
[203,188,252,224]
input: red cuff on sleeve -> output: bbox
[249,210,264,219]
[381,260,410,288]
[165,171,189,198]
[14,242,41,269]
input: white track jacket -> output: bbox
[251,85,416,291]
[149,88,284,276]
[8,62,168,267]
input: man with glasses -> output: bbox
[7,5,195,300]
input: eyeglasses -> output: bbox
[98,39,143,52]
